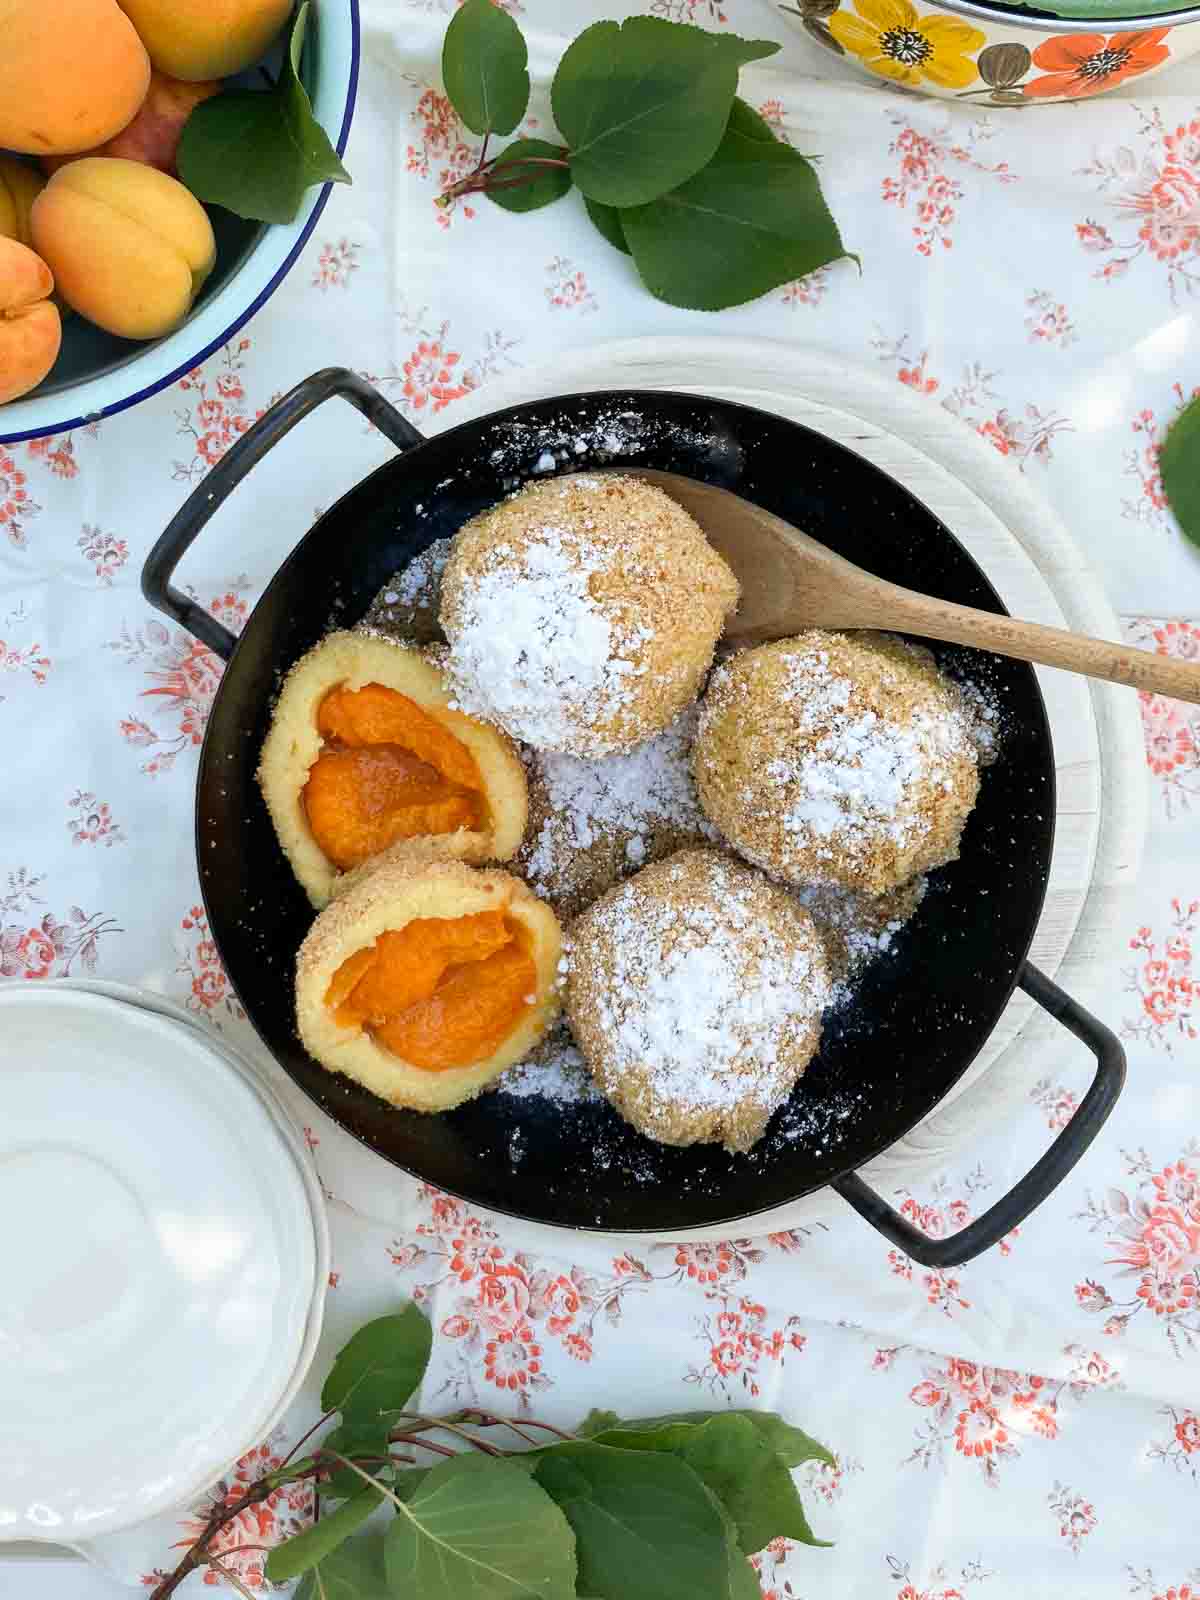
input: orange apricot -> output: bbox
[117,0,292,81]
[42,71,220,179]
[0,237,61,405]
[0,0,150,156]
[31,158,215,341]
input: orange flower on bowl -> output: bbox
[828,0,985,89]
[1023,30,1170,99]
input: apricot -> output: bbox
[117,0,293,81]
[0,157,45,248]
[0,0,150,156]
[31,159,215,341]
[0,238,61,405]
[42,71,220,179]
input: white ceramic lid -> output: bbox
[0,985,319,1542]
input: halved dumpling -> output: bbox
[258,631,527,908]
[296,858,562,1111]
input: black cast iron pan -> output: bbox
[142,368,1126,1267]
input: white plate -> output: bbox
[0,984,319,1543]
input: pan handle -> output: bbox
[141,367,426,662]
[832,962,1126,1269]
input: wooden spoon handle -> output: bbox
[878,589,1200,704]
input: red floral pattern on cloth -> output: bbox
[873,332,1072,468]
[1074,1146,1200,1353]
[0,609,51,701]
[179,905,245,1026]
[885,1170,1017,1317]
[67,790,125,849]
[0,444,40,549]
[145,1431,314,1592]
[1122,901,1197,1050]
[361,302,521,424]
[882,114,1015,256]
[649,0,729,24]
[312,236,361,290]
[1120,388,1200,533]
[108,584,251,776]
[1024,289,1077,347]
[901,1351,1107,1480]
[0,868,121,978]
[544,256,598,315]
[172,342,275,483]
[887,1552,992,1598]
[1030,1076,1080,1131]
[1047,1479,1098,1554]
[387,1187,661,1405]
[403,79,482,228]
[1128,1568,1200,1599]
[1076,109,1200,299]
[26,430,81,481]
[1149,1404,1200,1479]
[77,523,130,586]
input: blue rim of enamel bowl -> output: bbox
[0,0,361,446]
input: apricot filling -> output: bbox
[302,683,486,870]
[326,909,537,1071]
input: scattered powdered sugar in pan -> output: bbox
[360,535,452,646]
[518,707,717,917]
[496,1027,600,1106]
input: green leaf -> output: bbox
[317,1423,395,1500]
[620,97,850,310]
[177,2,350,223]
[702,1487,762,1600]
[265,1485,382,1582]
[534,1442,735,1600]
[722,97,780,144]
[579,1408,835,1469]
[442,0,530,137]
[487,138,572,214]
[551,19,777,208]
[583,1414,832,1552]
[384,1453,577,1599]
[584,198,629,254]
[320,1304,432,1424]
[295,1532,391,1600]
[1161,391,1200,551]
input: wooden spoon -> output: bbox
[586,467,1200,705]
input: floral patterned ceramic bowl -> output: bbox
[776,0,1199,104]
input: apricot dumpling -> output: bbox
[296,858,562,1111]
[258,632,527,908]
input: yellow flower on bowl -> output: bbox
[828,0,985,89]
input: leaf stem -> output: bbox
[391,1413,505,1456]
[206,1556,259,1600]
[279,1409,337,1468]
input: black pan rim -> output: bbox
[194,386,1056,1233]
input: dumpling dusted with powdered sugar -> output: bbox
[693,631,980,897]
[565,849,830,1154]
[439,474,739,759]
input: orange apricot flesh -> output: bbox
[303,684,485,871]
[327,911,536,1070]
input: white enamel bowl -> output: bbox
[0,0,359,445]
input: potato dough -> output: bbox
[258,630,527,908]
[297,856,562,1113]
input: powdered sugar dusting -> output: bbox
[445,524,649,752]
[496,1032,600,1105]
[773,648,971,851]
[579,856,830,1124]
[521,708,717,905]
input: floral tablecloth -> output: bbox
[10,0,1200,1594]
